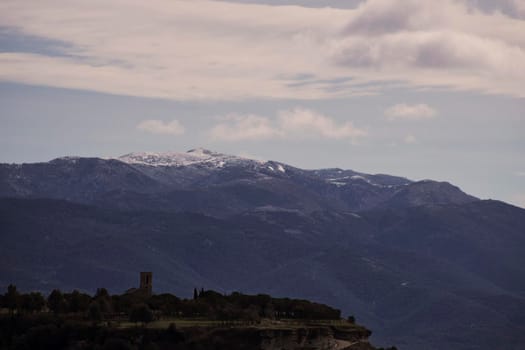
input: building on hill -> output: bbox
[140,272,152,296]
[125,272,153,296]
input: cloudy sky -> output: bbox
[0,0,524,207]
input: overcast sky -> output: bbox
[0,0,524,207]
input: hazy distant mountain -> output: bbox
[1,149,523,350]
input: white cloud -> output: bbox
[278,107,367,140]
[385,103,437,121]
[210,114,283,141]
[0,0,524,99]
[515,171,525,177]
[209,108,366,141]
[137,119,185,135]
[404,135,418,144]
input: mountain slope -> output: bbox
[1,197,524,349]
[0,149,477,214]
[1,149,522,350]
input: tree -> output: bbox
[67,290,91,313]
[242,304,261,323]
[94,287,113,315]
[193,288,198,300]
[129,303,153,325]
[20,292,46,313]
[4,284,20,314]
[88,302,102,323]
[149,293,180,316]
[263,302,275,319]
[48,289,66,314]
[95,288,110,299]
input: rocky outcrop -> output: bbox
[180,324,376,350]
[260,327,337,350]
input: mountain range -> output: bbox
[1,148,524,349]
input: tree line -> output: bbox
[1,284,342,324]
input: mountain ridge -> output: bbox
[1,149,523,350]
[0,148,478,215]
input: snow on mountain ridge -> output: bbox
[116,148,410,187]
[117,148,264,167]
[48,149,410,188]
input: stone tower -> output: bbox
[140,272,152,296]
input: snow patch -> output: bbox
[117,148,259,168]
[54,156,81,163]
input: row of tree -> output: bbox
[0,285,153,324]
[1,285,342,323]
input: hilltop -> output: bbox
[0,285,390,350]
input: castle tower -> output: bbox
[140,272,152,296]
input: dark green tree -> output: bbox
[95,288,110,299]
[129,303,153,325]
[4,284,20,314]
[20,292,46,313]
[149,293,180,316]
[47,289,66,314]
[94,287,113,315]
[66,290,91,313]
[263,302,275,319]
[242,304,261,323]
[88,301,102,323]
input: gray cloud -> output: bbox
[0,26,72,57]
[343,0,417,35]
[466,0,525,19]
[220,0,363,8]
[331,1,525,99]
[0,0,524,100]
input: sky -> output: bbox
[0,0,524,207]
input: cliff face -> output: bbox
[260,328,336,350]
[180,324,376,350]
[0,313,379,350]
[260,326,375,350]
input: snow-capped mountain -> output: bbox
[0,148,477,215]
[116,148,412,188]
[2,148,523,350]
[117,148,259,168]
